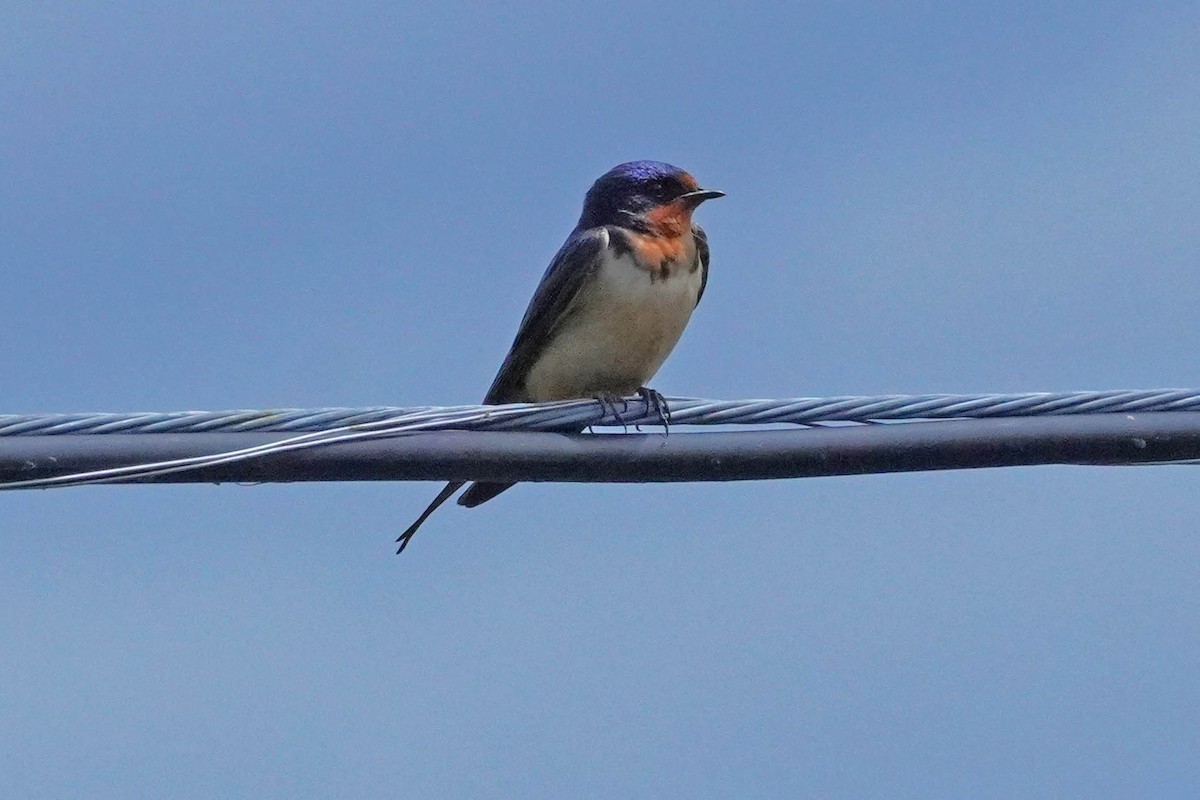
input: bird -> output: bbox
[397,160,723,553]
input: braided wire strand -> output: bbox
[5,389,1200,437]
[3,389,1200,490]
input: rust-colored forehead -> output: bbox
[679,172,699,191]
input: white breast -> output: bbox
[522,237,703,401]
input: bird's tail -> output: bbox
[396,481,464,554]
[457,481,514,508]
[395,480,515,554]
[456,419,592,509]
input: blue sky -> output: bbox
[3,3,1199,797]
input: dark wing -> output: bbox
[399,227,611,549]
[482,226,611,403]
[693,223,711,307]
[454,228,611,511]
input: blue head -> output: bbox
[578,161,723,230]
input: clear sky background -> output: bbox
[3,3,1199,797]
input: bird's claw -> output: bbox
[637,387,671,435]
[594,392,629,432]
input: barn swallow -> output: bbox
[397,160,723,553]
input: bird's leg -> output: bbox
[593,392,629,432]
[637,386,671,435]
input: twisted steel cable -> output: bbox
[5,388,1200,437]
[2,389,1200,489]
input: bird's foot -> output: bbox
[636,387,671,435]
[594,392,631,432]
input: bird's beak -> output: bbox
[677,188,726,208]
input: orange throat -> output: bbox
[643,201,693,238]
[626,202,694,270]
[630,231,688,269]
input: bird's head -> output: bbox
[578,160,724,234]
